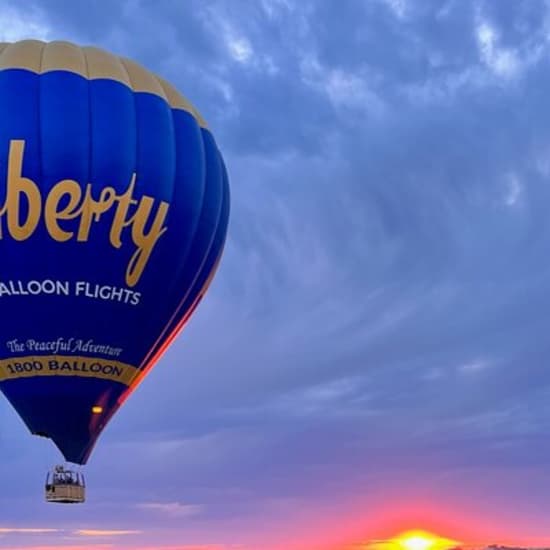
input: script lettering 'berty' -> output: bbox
[0,140,170,287]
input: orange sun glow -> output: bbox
[366,530,461,550]
[394,530,460,550]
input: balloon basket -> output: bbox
[45,464,86,504]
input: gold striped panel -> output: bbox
[0,355,140,386]
[0,40,207,128]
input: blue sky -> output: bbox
[1,1,550,549]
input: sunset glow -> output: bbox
[398,532,438,550]
[395,531,460,550]
[366,530,462,550]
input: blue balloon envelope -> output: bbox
[0,40,230,464]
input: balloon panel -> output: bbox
[0,42,229,464]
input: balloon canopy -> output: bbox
[0,40,230,464]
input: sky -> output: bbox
[1,0,550,549]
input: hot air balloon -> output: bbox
[0,40,230,503]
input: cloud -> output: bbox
[457,358,493,374]
[0,528,60,534]
[476,20,520,78]
[74,529,142,537]
[379,0,408,19]
[0,4,51,42]
[0,546,227,550]
[502,173,523,207]
[300,55,387,116]
[136,502,204,518]
[0,547,114,550]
